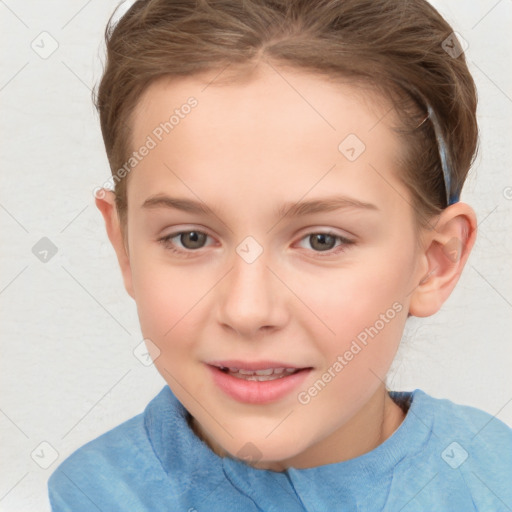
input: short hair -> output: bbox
[93,0,478,233]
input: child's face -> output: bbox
[118,65,429,469]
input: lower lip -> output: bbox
[207,365,312,404]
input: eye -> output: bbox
[158,230,213,255]
[296,231,354,256]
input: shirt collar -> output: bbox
[145,386,433,509]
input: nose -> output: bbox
[217,249,288,338]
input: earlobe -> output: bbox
[409,202,477,318]
[95,189,135,299]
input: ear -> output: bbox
[409,202,477,317]
[95,189,135,299]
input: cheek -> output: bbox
[129,249,199,347]
[129,247,225,378]
[297,264,408,424]
[303,245,413,367]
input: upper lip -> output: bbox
[208,360,311,371]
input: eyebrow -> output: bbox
[141,194,378,218]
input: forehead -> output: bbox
[132,65,394,142]
[126,64,404,215]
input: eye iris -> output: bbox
[310,233,336,251]
[181,231,206,249]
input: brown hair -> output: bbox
[93,0,478,235]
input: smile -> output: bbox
[207,363,312,404]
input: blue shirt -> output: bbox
[48,385,512,511]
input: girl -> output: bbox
[48,0,512,510]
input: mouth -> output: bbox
[206,361,313,403]
[208,360,312,380]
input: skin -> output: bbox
[96,63,476,471]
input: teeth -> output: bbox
[238,368,256,375]
[244,374,282,381]
[220,366,301,381]
[254,368,275,376]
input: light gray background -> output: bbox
[1,1,511,510]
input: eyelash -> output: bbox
[157,229,355,258]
